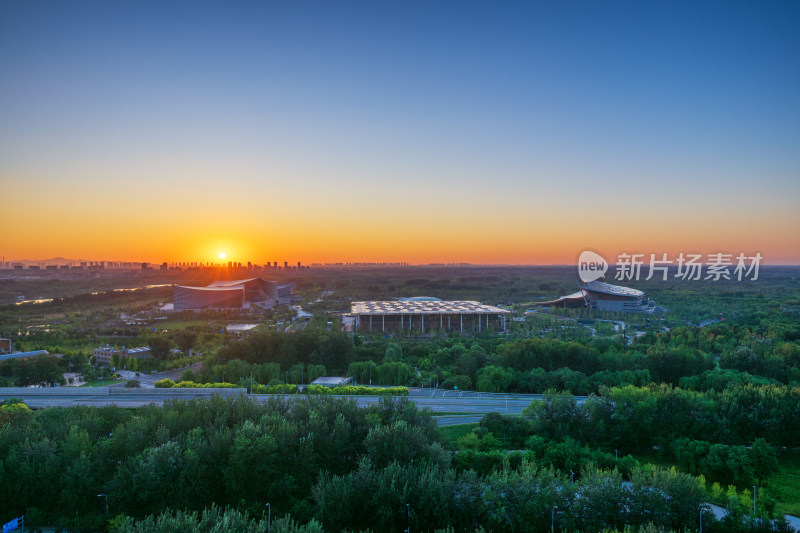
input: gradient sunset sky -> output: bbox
[1,1,798,265]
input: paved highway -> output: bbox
[0,387,581,424]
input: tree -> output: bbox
[173,330,198,354]
[750,438,779,486]
[476,365,514,393]
[348,361,378,385]
[384,343,403,362]
[147,336,173,360]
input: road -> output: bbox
[0,387,556,421]
[115,366,203,388]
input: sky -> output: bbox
[1,1,799,265]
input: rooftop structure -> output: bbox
[0,350,50,362]
[310,376,353,387]
[225,323,259,334]
[350,299,509,333]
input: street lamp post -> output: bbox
[615,449,618,460]
[265,503,271,533]
[699,504,704,533]
[551,505,558,533]
[570,469,574,483]
[97,494,108,516]
[753,485,757,515]
[405,503,411,533]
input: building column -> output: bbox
[448,315,451,330]
[382,315,385,332]
[369,315,372,332]
[421,314,424,331]
[401,314,403,330]
[478,314,481,332]
[440,314,443,329]
[460,314,463,332]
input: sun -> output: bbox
[218,252,226,259]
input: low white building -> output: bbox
[92,345,151,365]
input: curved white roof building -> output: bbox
[537,281,660,313]
[173,278,295,310]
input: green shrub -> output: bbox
[304,385,409,396]
[252,383,300,394]
[156,379,239,389]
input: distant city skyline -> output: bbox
[2,1,798,265]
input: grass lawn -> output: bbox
[770,450,800,516]
[155,319,207,330]
[439,423,478,449]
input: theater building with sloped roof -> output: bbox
[537,280,660,313]
[173,278,295,310]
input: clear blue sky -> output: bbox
[1,1,798,263]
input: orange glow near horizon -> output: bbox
[2,194,799,265]
[2,159,799,266]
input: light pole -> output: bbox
[551,505,557,533]
[699,504,704,533]
[570,469,574,483]
[615,449,618,460]
[753,485,757,515]
[265,503,271,533]
[405,503,411,533]
[97,494,108,516]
